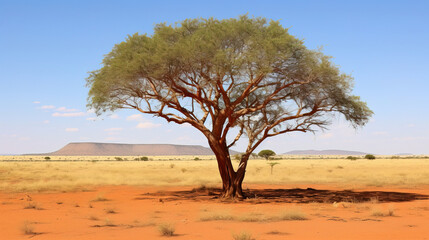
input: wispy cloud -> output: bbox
[52,112,86,117]
[126,114,144,121]
[65,128,79,132]
[105,137,119,141]
[319,133,333,139]
[33,101,40,104]
[86,117,97,121]
[372,131,388,136]
[136,122,161,129]
[104,128,123,132]
[43,120,50,124]
[110,114,120,119]
[56,107,79,112]
[41,105,55,109]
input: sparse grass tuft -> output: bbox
[24,202,43,210]
[278,209,308,220]
[21,221,35,235]
[105,208,117,214]
[232,231,254,240]
[158,223,175,236]
[371,206,395,217]
[92,194,109,202]
[200,211,234,221]
[88,215,99,221]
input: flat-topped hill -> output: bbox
[46,142,224,156]
[284,149,369,155]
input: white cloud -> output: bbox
[105,137,119,141]
[41,105,55,109]
[65,128,79,132]
[33,101,40,104]
[43,120,50,124]
[104,128,123,132]
[57,107,79,112]
[373,131,388,136]
[319,133,333,139]
[52,112,86,117]
[126,114,144,121]
[86,117,97,121]
[136,122,161,129]
[110,114,120,119]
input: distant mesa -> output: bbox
[44,142,235,156]
[284,149,369,155]
[395,153,413,156]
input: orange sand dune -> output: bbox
[1,184,428,240]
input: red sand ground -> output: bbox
[1,184,428,240]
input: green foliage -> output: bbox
[365,154,376,160]
[44,156,51,160]
[346,156,358,160]
[114,157,123,161]
[87,15,372,128]
[258,150,276,160]
[140,156,149,161]
[193,157,201,161]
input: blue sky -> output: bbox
[1,0,428,154]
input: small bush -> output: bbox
[21,221,35,235]
[114,157,123,161]
[278,209,308,220]
[346,156,358,160]
[365,154,376,160]
[200,212,234,221]
[44,156,51,160]
[92,194,108,202]
[181,168,187,173]
[140,156,149,161]
[158,223,175,236]
[232,231,254,240]
[24,202,43,210]
[105,208,117,214]
[170,164,175,168]
[194,157,200,161]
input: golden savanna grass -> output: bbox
[0,155,429,193]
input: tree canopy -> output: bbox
[87,15,372,198]
[258,150,276,160]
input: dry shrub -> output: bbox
[371,206,395,217]
[24,202,43,210]
[21,221,35,235]
[158,223,175,236]
[278,209,308,220]
[200,211,234,221]
[232,231,254,240]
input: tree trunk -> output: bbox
[208,139,248,199]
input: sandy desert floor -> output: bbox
[1,183,428,240]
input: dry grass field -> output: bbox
[1,155,429,193]
[1,156,429,239]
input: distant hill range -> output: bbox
[43,142,237,156]
[284,149,369,155]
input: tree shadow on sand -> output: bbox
[136,187,428,204]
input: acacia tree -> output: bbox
[87,16,372,199]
